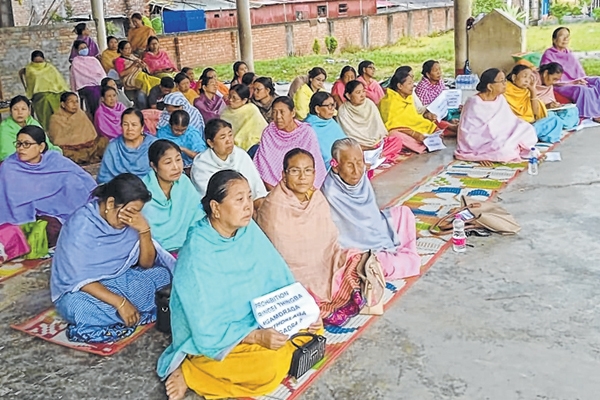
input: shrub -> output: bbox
[550,2,571,23]
[472,0,504,16]
[325,36,338,55]
[312,39,321,55]
[593,7,600,21]
[500,4,527,23]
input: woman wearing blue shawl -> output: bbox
[0,126,96,247]
[321,138,421,281]
[157,170,322,400]
[50,173,175,343]
[97,108,157,183]
[156,110,207,168]
[304,92,346,169]
[142,140,204,252]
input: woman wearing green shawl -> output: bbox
[157,170,323,400]
[142,140,204,252]
[25,51,70,130]
[0,96,61,161]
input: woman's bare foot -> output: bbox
[165,367,188,400]
[593,117,600,124]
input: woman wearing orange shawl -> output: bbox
[256,148,364,327]
[127,13,156,55]
[100,36,120,77]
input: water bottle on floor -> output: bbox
[452,215,467,253]
[528,147,538,176]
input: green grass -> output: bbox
[194,22,600,83]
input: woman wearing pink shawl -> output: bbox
[143,36,177,77]
[256,149,365,326]
[253,97,327,191]
[455,69,538,165]
[540,27,600,121]
[71,40,106,116]
[94,86,127,140]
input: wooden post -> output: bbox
[236,0,254,71]
[454,0,471,75]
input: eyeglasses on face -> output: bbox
[286,167,315,176]
[14,141,37,149]
[494,78,507,84]
[318,102,336,109]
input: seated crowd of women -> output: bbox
[2,25,599,400]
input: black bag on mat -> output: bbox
[288,332,326,379]
[155,285,172,334]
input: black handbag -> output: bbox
[288,332,326,379]
[155,285,172,334]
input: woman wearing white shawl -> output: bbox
[191,119,267,208]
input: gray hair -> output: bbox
[331,137,362,162]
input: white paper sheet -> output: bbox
[423,131,446,152]
[364,142,384,167]
[549,103,577,112]
[445,89,462,109]
[545,152,562,162]
[426,91,448,121]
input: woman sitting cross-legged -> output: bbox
[534,62,580,130]
[321,138,421,280]
[191,119,267,209]
[504,64,564,143]
[304,92,347,168]
[142,140,203,253]
[455,68,538,166]
[0,95,61,162]
[157,170,322,400]
[253,96,327,191]
[50,173,174,343]
[94,86,127,140]
[98,108,157,183]
[0,126,97,247]
[337,80,403,163]
[114,40,160,96]
[220,84,268,152]
[156,110,206,169]
[256,149,365,326]
[48,92,108,165]
[378,67,442,153]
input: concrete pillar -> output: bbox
[285,24,294,56]
[387,14,394,45]
[454,0,471,75]
[236,0,254,71]
[91,0,107,51]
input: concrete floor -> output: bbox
[1,127,599,399]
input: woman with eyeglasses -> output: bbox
[253,96,327,191]
[455,68,538,166]
[292,67,327,121]
[220,84,268,151]
[0,125,96,247]
[0,95,61,161]
[357,60,385,105]
[304,92,346,168]
[256,148,364,327]
[251,76,279,123]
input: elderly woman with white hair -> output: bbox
[321,138,421,280]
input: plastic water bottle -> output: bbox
[528,147,538,176]
[452,215,467,253]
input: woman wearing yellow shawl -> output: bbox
[220,84,268,151]
[24,51,69,130]
[292,67,327,121]
[100,36,120,75]
[378,67,438,153]
[505,64,563,143]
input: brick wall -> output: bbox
[0,6,453,99]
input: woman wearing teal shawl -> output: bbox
[142,140,203,252]
[98,108,157,183]
[0,96,61,161]
[158,170,323,400]
[304,92,346,169]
